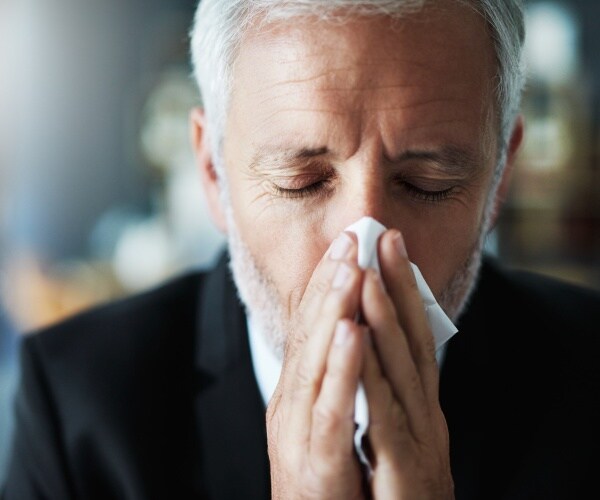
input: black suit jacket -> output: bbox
[3,252,600,499]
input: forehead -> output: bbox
[227,2,497,159]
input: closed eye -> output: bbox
[271,179,330,199]
[401,182,455,202]
[271,178,455,203]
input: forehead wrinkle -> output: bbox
[250,108,361,140]
[316,83,421,93]
[392,119,473,133]
[246,41,443,94]
[251,78,472,114]
[254,55,448,98]
[369,96,471,111]
[249,97,470,131]
[255,65,368,91]
[254,79,423,101]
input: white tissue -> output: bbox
[344,216,458,478]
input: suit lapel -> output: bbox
[190,254,530,500]
[440,257,545,499]
[193,252,271,500]
[439,307,492,499]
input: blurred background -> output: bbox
[1,0,599,484]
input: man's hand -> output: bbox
[361,230,454,499]
[266,229,454,499]
[266,232,367,499]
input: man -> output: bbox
[3,0,599,499]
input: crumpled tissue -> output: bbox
[344,216,458,478]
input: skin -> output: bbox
[191,1,523,497]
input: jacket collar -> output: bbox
[195,251,247,375]
[193,250,271,500]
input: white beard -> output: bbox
[224,198,492,360]
[225,205,289,358]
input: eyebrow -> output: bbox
[391,146,480,174]
[248,146,330,172]
[249,144,480,174]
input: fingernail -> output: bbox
[334,321,352,346]
[394,232,408,258]
[329,233,352,260]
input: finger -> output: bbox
[291,259,362,406]
[378,230,439,402]
[297,232,358,327]
[286,232,358,360]
[361,331,412,463]
[361,268,430,438]
[278,258,362,451]
[273,237,361,451]
[309,320,365,472]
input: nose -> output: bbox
[338,169,391,230]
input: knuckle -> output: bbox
[310,278,330,297]
[265,394,280,425]
[407,276,420,295]
[294,358,318,393]
[311,402,344,436]
[266,415,283,456]
[423,338,437,363]
[325,349,348,378]
[282,333,302,362]
[408,371,422,394]
[390,400,408,427]
[419,341,438,367]
[266,400,285,437]
[321,289,346,317]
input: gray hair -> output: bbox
[190,0,525,176]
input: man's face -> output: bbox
[218,4,500,352]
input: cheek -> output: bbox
[403,201,486,295]
[228,178,330,313]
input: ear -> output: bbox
[489,114,524,229]
[190,107,228,233]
